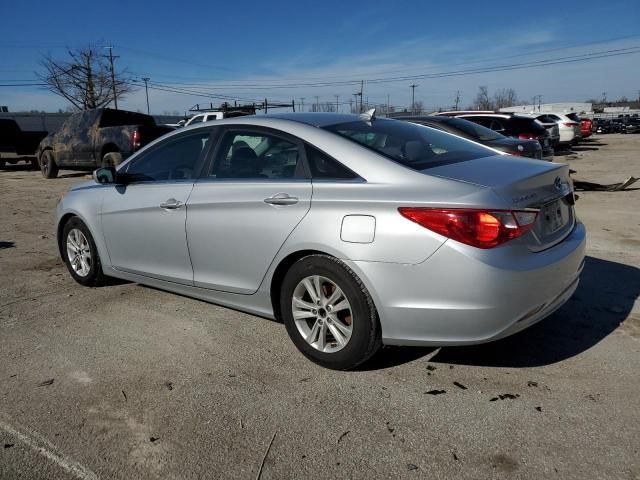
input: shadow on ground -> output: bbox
[430,256,638,368]
[0,241,16,249]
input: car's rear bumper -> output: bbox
[347,222,586,346]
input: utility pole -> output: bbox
[602,92,607,104]
[359,80,364,113]
[410,84,419,115]
[142,77,150,114]
[537,94,542,112]
[104,46,119,109]
[334,94,340,113]
[353,93,360,113]
[454,90,461,111]
[299,97,305,112]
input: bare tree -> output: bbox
[37,45,132,110]
[413,101,424,115]
[493,88,518,109]
[473,86,494,110]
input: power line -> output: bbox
[103,46,119,109]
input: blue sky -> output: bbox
[2,0,639,114]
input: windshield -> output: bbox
[440,117,504,141]
[323,119,495,170]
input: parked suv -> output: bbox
[436,113,554,160]
[517,114,561,146]
[37,108,173,178]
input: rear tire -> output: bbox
[41,150,59,179]
[61,217,106,287]
[102,151,123,168]
[280,255,382,370]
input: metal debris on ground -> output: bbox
[425,389,446,395]
[37,378,54,387]
[573,176,638,192]
[489,393,520,402]
[453,381,467,390]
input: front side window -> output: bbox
[189,115,204,124]
[211,131,301,179]
[125,131,211,182]
[323,119,493,170]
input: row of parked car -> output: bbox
[594,116,640,134]
[0,106,622,176]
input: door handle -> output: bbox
[264,193,299,206]
[159,198,183,209]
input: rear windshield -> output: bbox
[323,119,495,170]
[99,109,156,128]
[438,117,503,141]
[510,117,546,134]
[565,113,581,122]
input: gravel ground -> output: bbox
[0,135,638,480]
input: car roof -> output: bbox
[265,112,370,127]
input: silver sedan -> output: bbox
[56,112,586,369]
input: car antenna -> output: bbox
[359,108,376,124]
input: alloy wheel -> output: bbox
[291,275,353,353]
[66,228,92,277]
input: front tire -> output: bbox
[62,217,106,287]
[41,150,59,179]
[280,255,381,370]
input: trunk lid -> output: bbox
[426,155,575,250]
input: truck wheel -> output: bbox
[102,152,123,168]
[41,150,59,179]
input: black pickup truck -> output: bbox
[37,108,174,178]
[0,119,48,170]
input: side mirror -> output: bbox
[93,167,117,184]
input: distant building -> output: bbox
[500,103,593,114]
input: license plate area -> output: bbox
[541,199,564,235]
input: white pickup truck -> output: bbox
[182,111,225,127]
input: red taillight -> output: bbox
[398,208,538,249]
[132,129,141,150]
[563,122,578,127]
[518,133,537,140]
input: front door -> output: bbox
[101,129,213,284]
[187,128,312,294]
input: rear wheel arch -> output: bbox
[270,250,333,321]
[101,143,120,158]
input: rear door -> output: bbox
[101,128,213,284]
[186,127,312,294]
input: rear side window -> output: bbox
[566,113,581,122]
[323,119,494,170]
[211,131,302,179]
[305,145,358,180]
